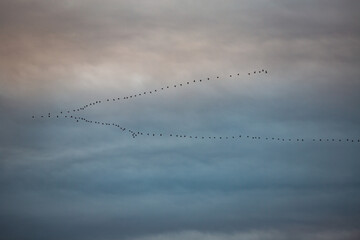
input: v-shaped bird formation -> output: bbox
[32,69,359,144]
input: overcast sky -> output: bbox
[1,1,360,240]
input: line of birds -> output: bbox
[31,69,359,144]
[32,69,268,119]
[42,114,359,143]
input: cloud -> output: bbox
[127,230,360,240]
[0,1,359,240]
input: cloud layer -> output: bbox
[1,1,360,240]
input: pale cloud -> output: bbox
[128,230,360,240]
[0,1,359,240]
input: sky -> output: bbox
[1,0,360,239]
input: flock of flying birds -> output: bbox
[32,69,359,143]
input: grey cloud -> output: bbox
[128,230,360,240]
[1,0,360,240]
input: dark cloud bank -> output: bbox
[1,0,360,239]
